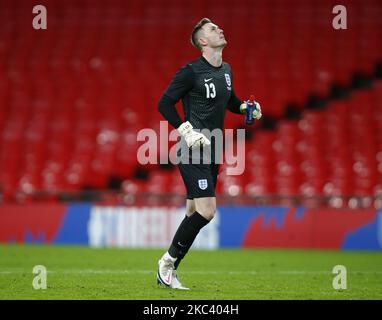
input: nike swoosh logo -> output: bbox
[178,242,187,248]
[165,274,172,284]
[204,78,213,82]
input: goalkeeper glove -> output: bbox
[240,100,262,120]
[177,121,211,149]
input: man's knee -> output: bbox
[194,197,216,221]
[202,207,216,221]
[197,203,216,221]
[186,207,195,216]
[186,200,195,216]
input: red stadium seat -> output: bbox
[0,0,381,201]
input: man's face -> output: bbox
[200,22,227,49]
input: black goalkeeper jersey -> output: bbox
[162,56,241,132]
[159,56,242,163]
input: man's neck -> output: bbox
[202,47,223,67]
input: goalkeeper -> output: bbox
[156,18,262,290]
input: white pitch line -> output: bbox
[1,269,382,275]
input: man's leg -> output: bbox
[173,198,215,269]
[157,163,216,288]
[173,199,194,269]
[194,196,216,221]
[157,197,216,288]
[186,199,196,217]
[168,196,215,266]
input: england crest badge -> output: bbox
[198,179,208,190]
[224,73,231,86]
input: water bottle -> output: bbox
[245,95,256,125]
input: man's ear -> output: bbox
[199,37,208,47]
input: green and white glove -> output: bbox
[177,121,211,149]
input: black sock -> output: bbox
[168,212,210,268]
[172,215,188,269]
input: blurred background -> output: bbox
[0,0,381,251]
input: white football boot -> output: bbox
[157,252,176,287]
[157,252,190,290]
[171,270,190,290]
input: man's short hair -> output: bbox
[191,18,211,50]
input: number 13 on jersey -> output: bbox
[205,82,216,98]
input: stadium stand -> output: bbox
[0,0,381,202]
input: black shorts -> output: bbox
[178,162,220,199]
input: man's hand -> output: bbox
[177,121,211,149]
[240,101,262,120]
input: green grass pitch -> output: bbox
[0,245,381,300]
